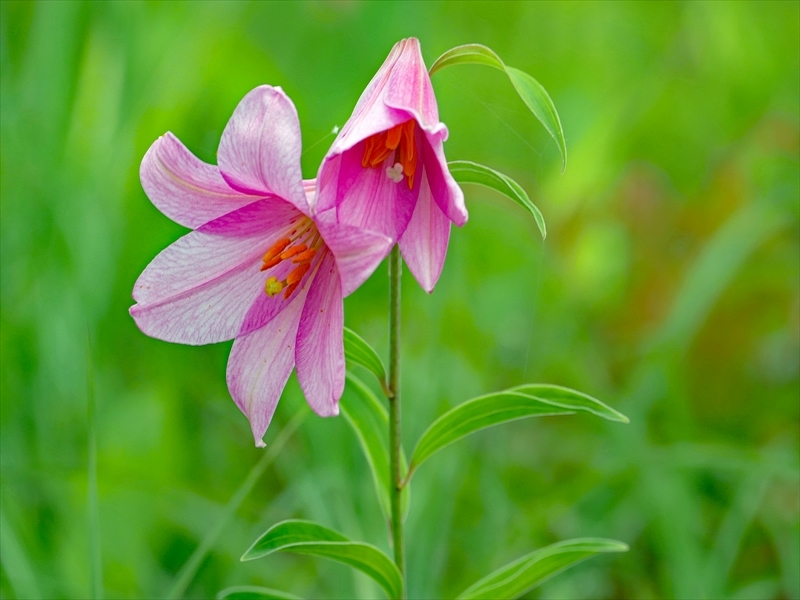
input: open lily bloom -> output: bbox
[313,38,467,292]
[130,86,391,446]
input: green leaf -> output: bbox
[504,67,567,172]
[429,43,506,74]
[457,538,629,599]
[217,586,302,600]
[448,160,546,238]
[241,520,402,600]
[344,327,389,396]
[510,384,629,423]
[409,385,628,477]
[430,43,567,171]
[409,392,574,474]
[340,373,410,522]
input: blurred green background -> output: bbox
[1,1,798,598]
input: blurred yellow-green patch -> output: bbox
[1,1,798,599]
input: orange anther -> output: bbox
[283,282,299,299]
[260,255,282,271]
[401,120,415,163]
[369,145,392,167]
[361,135,378,167]
[386,123,403,150]
[286,262,311,285]
[263,238,291,263]
[280,243,307,260]
[292,247,317,263]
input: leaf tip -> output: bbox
[610,410,630,424]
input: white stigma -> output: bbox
[386,162,404,183]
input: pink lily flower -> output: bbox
[130,86,391,446]
[313,37,468,292]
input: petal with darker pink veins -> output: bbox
[317,220,393,297]
[130,198,299,345]
[217,85,308,214]
[227,286,308,446]
[384,38,441,131]
[421,136,468,227]
[295,252,345,417]
[140,132,262,229]
[326,143,418,241]
[398,164,451,293]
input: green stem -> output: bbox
[388,245,405,595]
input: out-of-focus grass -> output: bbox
[1,2,797,599]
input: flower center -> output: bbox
[361,119,417,189]
[260,217,323,299]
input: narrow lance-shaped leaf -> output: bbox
[409,392,573,477]
[458,538,629,600]
[242,520,402,600]
[430,43,567,171]
[343,327,390,396]
[511,384,629,423]
[217,586,302,600]
[340,373,410,521]
[408,385,628,480]
[449,160,546,238]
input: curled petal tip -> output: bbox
[255,439,267,449]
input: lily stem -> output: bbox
[388,244,406,594]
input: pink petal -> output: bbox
[317,220,393,297]
[295,251,345,417]
[140,132,263,229]
[398,164,451,293]
[217,85,309,214]
[421,135,468,227]
[227,286,308,446]
[316,144,418,241]
[130,198,300,345]
[384,38,441,131]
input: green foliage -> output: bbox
[409,386,627,476]
[242,521,402,599]
[430,44,567,171]
[339,373,409,522]
[457,539,629,599]
[449,160,546,238]
[1,2,797,599]
[217,586,302,600]
[343,327,390,396]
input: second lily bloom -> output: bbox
[313,37,467,292]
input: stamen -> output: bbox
[263,238,291,264]
[265,276,284,297]
[386,123,403,150]
[283,282,299,299]
[260,256,282,271]
[402,120,415,163]
[286,262,311,286]
[279,243,307,260]
[292,247,317,263]
[369,144,393,167]
[361,135,378,167]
